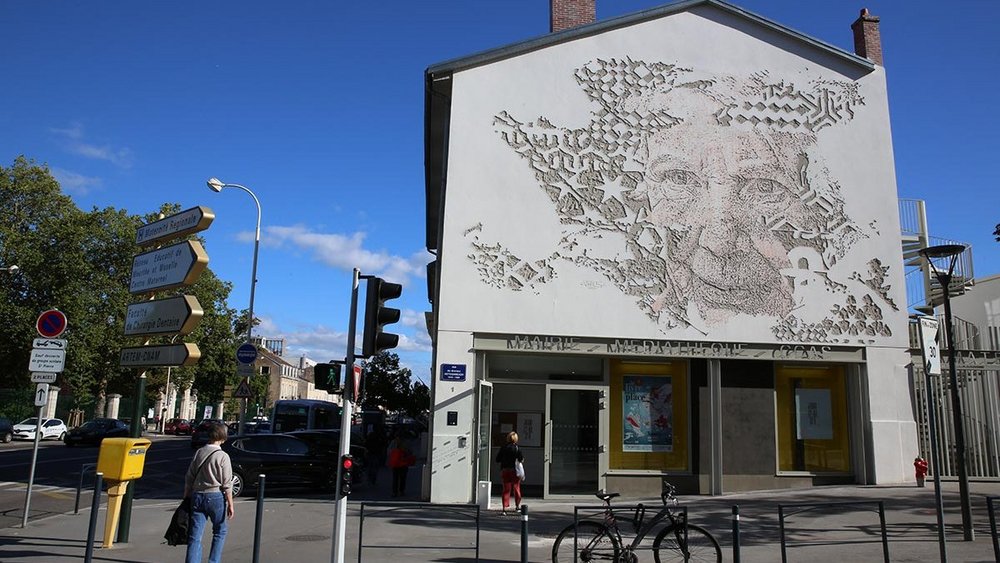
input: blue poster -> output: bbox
[622,375,673,452]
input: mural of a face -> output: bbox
[473,58,892,340]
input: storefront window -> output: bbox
[775,364,851,473]
[610,361,688,471]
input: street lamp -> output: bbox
[208,177,261,437]
[919,243,973,541]
[0,264,18,273]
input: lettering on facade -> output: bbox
[495,334,856,362]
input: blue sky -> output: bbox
[2,1,997,382]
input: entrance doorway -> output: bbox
[545,385,603,496]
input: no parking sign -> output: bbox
[36,309,67,338]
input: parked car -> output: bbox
[191,419,227,449]
[164,418,192,435]
[223,433,342,497]
[63,418,129,447]
[13,418,67,441]
[0,418,13,443]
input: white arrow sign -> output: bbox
[128,240,209,295]
[34,383,49,407]
[29,349,66,373]
[124,295,204,337]
[33,338,67,350]
[119,343,201,367]
[136,206,215,247]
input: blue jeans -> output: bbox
[186,491,227,563]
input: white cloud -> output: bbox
[49,122,134,168]
[50,167,103,195]
[261,225,432,285]
[400,309,427,329]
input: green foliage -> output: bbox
[360,351,429,417]
[0,158,241,415]
[994,222,999,242]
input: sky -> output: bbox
[2,1,997,383]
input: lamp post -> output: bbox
[0,264,18,273]
[208,177,261,437]
[920,243,973,541]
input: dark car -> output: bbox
[191,419,227,449]
[0,418,13,443]
[64,418,129,447]
[223,433,344,496]
[287,430,368,482]
[165,418,192,435]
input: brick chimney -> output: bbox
[851,8,883,65]
[551,0,596,33]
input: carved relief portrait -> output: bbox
[469,58,895,341]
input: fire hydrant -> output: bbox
[914,456,929,487]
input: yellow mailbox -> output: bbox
[97,437,151,481]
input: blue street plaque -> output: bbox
[440,363,466,382]
[236,343,258,364]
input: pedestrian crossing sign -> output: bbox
[233,379,253,399]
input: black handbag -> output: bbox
[164,451,221,546]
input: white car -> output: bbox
[13,418,67,441]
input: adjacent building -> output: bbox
[424,0,915,501]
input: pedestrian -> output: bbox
[366,428,387,485]
[495,431,524,514]
[914,456,929,487]
[184,421,234,563]
[387,435,415,497]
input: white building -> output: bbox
[424,0,916,502]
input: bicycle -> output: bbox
[551,480,721,563]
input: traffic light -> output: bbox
[314,362,342,393]
[339,454,354,497]
[361,277,402,357]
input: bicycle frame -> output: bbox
[597,498,688,555]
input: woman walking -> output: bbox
[495,431,524,514]
[184,421,234,563]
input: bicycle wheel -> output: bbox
[552,521,621,562]
[652,524,722,563]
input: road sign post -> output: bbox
[22,384,49,528]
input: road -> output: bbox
[0,434,192,529]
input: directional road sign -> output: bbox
[33,338,67,350]
[119,342,201,367]
[135,206,215,247]
[36,310,67,338]
[31,373,58,384]
[34,384,49,407]
[233,379,253,399]
[236,343,258,364]
[29,349,65,373]
[124,295,204,337]
[128,240,209,295]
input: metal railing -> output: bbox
[898,199,926,238]
[74,463,97,514]
[778,501,889,563]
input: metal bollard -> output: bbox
[84,472,103,563]
[520,504,529,563]
[732,505,741,563]
[252,474,266,563]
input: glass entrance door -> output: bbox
[545,386,601,496]
[476,381,493,484]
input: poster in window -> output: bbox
[795,388,833,440]
[622,375,673,452]
[516,412,542,447]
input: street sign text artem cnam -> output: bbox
[124,295,204,337]
[119,342,201,367]
[135,206,215,247]
[128,240,209,294]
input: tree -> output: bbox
[994,222,999,242]
[359,352,430,419]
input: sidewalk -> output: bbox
[1,478,998,562]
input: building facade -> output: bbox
[424,0,915,502]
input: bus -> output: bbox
[271,399,341,434]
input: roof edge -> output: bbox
[426,0,875,77]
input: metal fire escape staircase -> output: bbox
[900,199,979,347]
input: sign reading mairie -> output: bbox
[124,295,204,337]
[135,206,215,247]
[129,240,208,294]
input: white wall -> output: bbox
[430,330,477,503]
[438,6,908,349]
